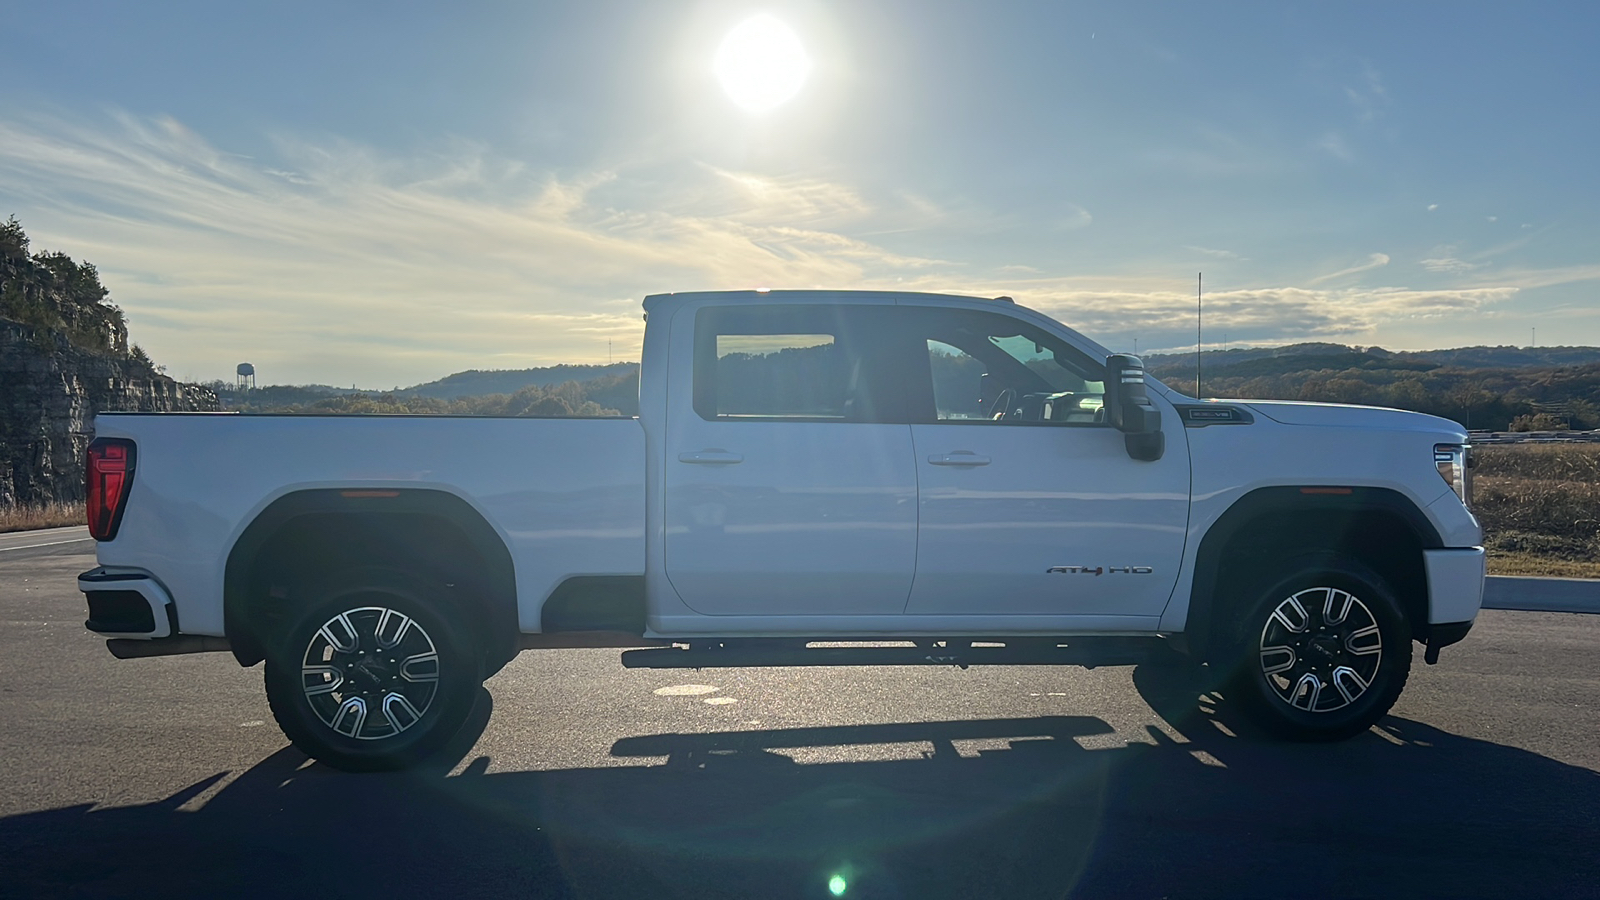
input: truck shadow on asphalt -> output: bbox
[3,671,1597,900]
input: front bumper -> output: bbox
[1423,547,1486,627]
[79,567,175,639]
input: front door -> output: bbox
[663,302,918,617]
[899,307,1191,619]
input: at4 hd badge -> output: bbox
[1046,565,1155,576]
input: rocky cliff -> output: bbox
[1,218,217,508]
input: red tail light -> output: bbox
[86,438,137,541]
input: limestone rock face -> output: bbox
[0,318,218,507]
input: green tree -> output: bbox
[1508,412,1569,432]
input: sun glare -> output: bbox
[714,15,812,113]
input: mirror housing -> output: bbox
[1103,354,1164,461]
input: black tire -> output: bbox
[264,567,482,772]
[1225,554,1412,741]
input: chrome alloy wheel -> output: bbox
[299,607,440,741]
[1258,587,1383,713]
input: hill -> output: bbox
[1144,343,1600,376]
[1144,342,1600,431]
[404,364,638,399]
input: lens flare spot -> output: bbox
[828,874,848,896]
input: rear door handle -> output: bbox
[679,450,744,465]
[928,452,991,466]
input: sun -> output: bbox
[714,15,812,113]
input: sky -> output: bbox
[2,1,1597,387]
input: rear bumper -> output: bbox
[79,567,174,639]
[1423,547,1486,626]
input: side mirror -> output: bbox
[1103,354,1164,461]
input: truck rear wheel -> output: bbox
[1226,554,1412,741]
[263,568,482,771]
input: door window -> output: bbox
[692,306,902,423]
[914,310,1106,425]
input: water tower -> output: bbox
[236,362,256,390]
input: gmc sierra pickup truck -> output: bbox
[78,289,1485,770]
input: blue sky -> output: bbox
[2,1,1596,387]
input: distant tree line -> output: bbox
[209,369,640,417]
[1151,356,1600,432]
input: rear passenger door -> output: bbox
[662,302,918,617]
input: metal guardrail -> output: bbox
[1469,430,1600,444]
[1484,576,1600,614]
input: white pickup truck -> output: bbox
[78,290,1485,770]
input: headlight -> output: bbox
[1434,443,1472,508]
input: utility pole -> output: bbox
[1196,272,1203,398]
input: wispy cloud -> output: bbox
[0,111,1536,384]
[1184,245,1246,260]
[1316,131,1355,162]
[1421,257,1478,274]
[0,112,948,384]
[1344,60,1389,125]
[882,272,1516,355]
[1476,264,1600,291]
[1309,252,1390,285]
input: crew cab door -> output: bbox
[898,306,1190,619]
[662,302,918,616]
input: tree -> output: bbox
[1508,412,1569,432]
[0,215,28,257]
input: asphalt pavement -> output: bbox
[0,524,91,553]
[2,541,1598,898]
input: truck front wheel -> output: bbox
[1227,555,1412,741]
[263,568,482,771]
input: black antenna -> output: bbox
[1196,272,1203,398]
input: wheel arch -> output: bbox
[224,489,519,676]
[1184,486,1442,662]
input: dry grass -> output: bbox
[0,501,85,534]
[1485,552,1600,578]
[1474,444,1600,577]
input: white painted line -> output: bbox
[0,537,94,553]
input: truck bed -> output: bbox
[91,413,647,635]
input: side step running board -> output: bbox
[621,638,1169,670]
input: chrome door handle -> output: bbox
[679,450,744,465]
[928,452,991,466]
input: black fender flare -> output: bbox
[1182,486,1443,660]
[223,488,519,672]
